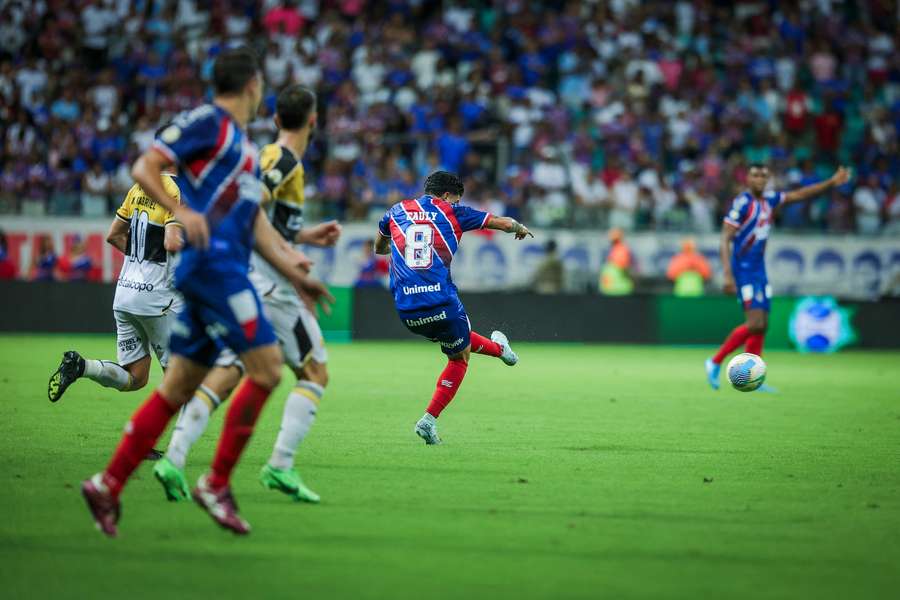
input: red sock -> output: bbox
[426,358,468,418]
[712,325,750,364]
[470,331,502,357]
[104,389,177,498]
[209,378,272,489]
[745,333,765,355]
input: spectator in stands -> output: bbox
[610,171,639,232]
[355,239,389,289]
[853,174,884,235]
[81,162,110,217]
[31,235,57,281]
[666,238,712,297]
[0,0,896,237]
[58,235,94,282]
[0,229,17,280]
[531,240,564,295]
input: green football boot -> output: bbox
[153,457,190,502]
[259,464,320,503]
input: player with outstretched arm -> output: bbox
[375,171,532,444]
[705,163,851,389]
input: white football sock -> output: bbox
[82,359,132,391]
[269,381,323,470]
[165,385,220,470]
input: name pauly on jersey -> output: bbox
[407,211,439,222]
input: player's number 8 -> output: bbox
[404,224,433,269]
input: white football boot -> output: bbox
[414,413,442,445]
[490,330,518,366]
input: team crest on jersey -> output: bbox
[266,169,283,185]
[161,125,181,144]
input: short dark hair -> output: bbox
[748,163,769,172]
[212,47,261,95]
[276,85,316,130]
[424,171,464,197]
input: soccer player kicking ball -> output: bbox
[81,47,332,537]
[374,171,532,444]
[705,163,851,389]
[153,85,340,504]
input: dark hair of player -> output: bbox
[424,171,465,197]
[276,85,317,130]
[748,163,769,172]
[212,47,261,95]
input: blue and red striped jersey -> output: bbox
[378,195,491,311]
[153,104,264,275]
[723,190,783,276]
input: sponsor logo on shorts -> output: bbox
[405,310,447,327]
[117,278,155,292]
[440,337,464,349]
[403,282,441,295]
[118,336,141,352]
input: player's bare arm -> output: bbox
[105,217,129,254]
[719,222,738,295]
[781,166,852,207]
[253,210,335,313]
[295,221,342,247]
[132,149,210,249]
[484,215,534,240]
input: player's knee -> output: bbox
[747,319,767,334]
[248,363,282,390]
[128,373,149,391]
[300,362,328,388]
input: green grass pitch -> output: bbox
[1,334,898,599]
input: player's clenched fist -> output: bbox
[174,205,210,250]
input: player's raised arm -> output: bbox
[253,209,334,313]
[781,166,852,207]
[719,221,738,294]
[484,215,534,240]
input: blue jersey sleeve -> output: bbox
[765,190,784,210]
[378,209,392,237]
[152,105,219,165]
[723,194,750,228]
[453,204,491,232]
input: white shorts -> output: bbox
[114,310,175,368]
[264,295,327,370]
[115,309,244,372]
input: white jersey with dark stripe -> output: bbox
[724,190,783,277]
[152,104,264,277]
[378,195,491,311]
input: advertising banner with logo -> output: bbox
[1,218,897,300]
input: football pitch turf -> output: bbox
[1,334,897,599]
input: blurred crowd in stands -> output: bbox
[1,0,899,234]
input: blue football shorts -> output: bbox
[397,297,471,356]
[170,268,277,367]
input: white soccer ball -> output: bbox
[726,353,767,392]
